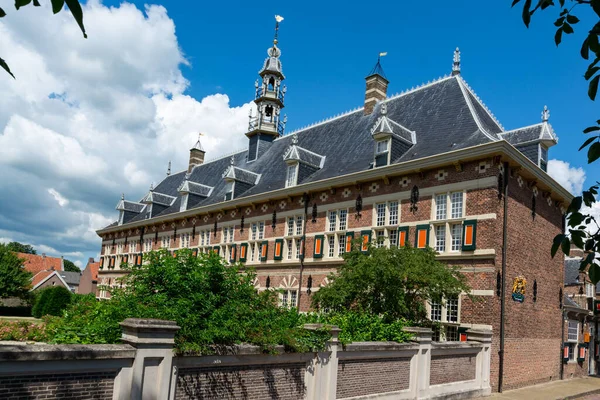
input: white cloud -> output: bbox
[548,159,586,195]
[0,238,12,244]
[0,2,251,268]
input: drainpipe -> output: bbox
[560,310,565,380]
[296,193,309,314]
[498,162,509,393]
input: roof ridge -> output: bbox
[500,122,544,134]
[457,76,505,132]
[456,77,500,142]
[201,148,246,165]
[385,74,453,102]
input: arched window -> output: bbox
[265,105,274,120]
[268,77,275,91]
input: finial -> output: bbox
[193,133,205,151]
[149,182,154,191]
[283,114,288,124]
[230,155,235,166]
[452,47,461,76]
[255,79,259,88]
[274,15,284,45]
[542,105,550,122]
[121,193,124,201]
[381,102,387,115]
[167,161,171,176]
[292,132,298,145]
[185,172,190,180]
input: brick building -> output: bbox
[96,20,573,391]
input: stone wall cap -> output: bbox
[303,323,341,332]
[432,342,481,350]
[342,341,419,352]
[403,327,433,334]
[0,343,135,362]
[120,318,181,331]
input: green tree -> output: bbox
[511,1,600,282]
[6,241,37,255]
[32,286,73,317]
[0,244,32,299]
[62,259,80,272]
[0,0,86,78]
[312,244,470,323]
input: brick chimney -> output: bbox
[189,133,205,173]
[364,57,389,115]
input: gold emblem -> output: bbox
[512,276,527,303]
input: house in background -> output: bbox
[79,258,99,297]
[19,253,81,293]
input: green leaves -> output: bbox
[14,0,32,11]
[523,0,532,27]
[65,0,87,38]
[589,75,600,101]
[551,234,566,258]
[0,7,6,17]
[589,264,600,284]
[51,0,64,14]
[588,141,600,163]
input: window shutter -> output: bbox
[415,225,430,249]
[299,236,305,260]
[100,258,104,269]
[239,243,248,262]
[213,246,220,255]
[230,245,237,262]
[314,235,325,258]
[260,241,269,261]
[398,226,409,247]
[462,220,477,251]
[122,255,128,265]
[111,257,116,268]
[345,231,354,253]
[578,344,586,361]
[274,239,284,260]
[360,230,371,253]
[136,253,143,266]
[192,248,198,257]
[563,343,570,361]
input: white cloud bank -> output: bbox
[548,159,587,195]
[0,2,251,267]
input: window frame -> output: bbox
[285,163,298,188]
[568,320,579,342]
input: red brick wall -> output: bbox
[176,363,306,400]
[336,358,410,398]
[430,354,476,385]
[0,371,115,399]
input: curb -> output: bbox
[565,388,600,400]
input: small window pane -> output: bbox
[287,218,294,236]
[446,296,458,323]
[376,203,386,227]
[435,194,447,220]
[389,230,398,247]
[435,225,446,252]
[339,210,348,231]
[389,201,398,225]
[286,164,297,187]
[328,235,335,257]
[451,224,462,252]
[258,222,265,239]
[287,239,293,260]
[328,211,337,232]
[376,140,388,154]
[338,235,346,256]
[430,302,442,321]
[451,192,463,219]
[568,320,578,342]
[296,216,303,235]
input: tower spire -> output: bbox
[452,47,461,76]
[364,52,389,115]
[274,15,284,45]
[166,161,171,176]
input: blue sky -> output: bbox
[0,0,597,269]
[109,0,597,176]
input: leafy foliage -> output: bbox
[512,0,600,282]
[0,320,47,342]
[311,244,470,323]
[46,250,332,354]
[32,286,73,317]
[62,259,80,272]
[0,244,32,299]
[0,0,86,78]
[6,242,36,255]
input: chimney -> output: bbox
[42,253,46,259]
[88,257,94,264]
[189,133,206,173]
[364,57,389,115]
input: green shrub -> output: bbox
[32,287,73,318]
[0,306,32,317]
[0,320,47,342]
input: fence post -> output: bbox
[405,327,433,399]
[466,328,493,396]
[303,324,341,400]
[118,318,180,400]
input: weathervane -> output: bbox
[274,15,284,45]
[452,47,461,75]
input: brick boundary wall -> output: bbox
[336,357,411,398]
[430,354,477,385]
[0,371,116,400]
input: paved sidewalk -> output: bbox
[484,377,600,400]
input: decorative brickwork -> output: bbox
[430,354,476,385]
[336,358,410,398]
[176,363,306,400]
[0,371,116,400]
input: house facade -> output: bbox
[96,20,572,391]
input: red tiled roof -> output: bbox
[17,253,63,275]
[31,270,54,287]
[88,262,100,281]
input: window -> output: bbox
[295,240,301,258]
[450,192,463,218]
[129,241,138,253]
[338,234,346,256]
[568,320,579,342]
[389,202,398,225]
[389,229,398,247]
[117,244,123,254]
[281,290,298,308]
[430,296,461,342]
[223,226,234,243]
[435,194,447,220]
[250,243,256,262]
[375,230,385,248]
[446,296,458,323]
[222,228,228,243]
[229,226,234,243]
[251,223,257,240]
[224,181,234,201]
[199,230,211,246]
[287,218,294,236]
[430,301,442,321]
[286,164,298,187]
[451,224,462,252]
[161,236,171,249]
[143,239,152,252]
[435,225,446,252]
[328,235,336,257]
[376,140,388,154]
[376,203,386,227]
[328,211,337,232]
[287,239,293,260]
[339,210,348,230]
[180,233,190,248]
[258,222,265,240]
[568,343,576,361]
[296,216,303,235]
[586,283,595,298]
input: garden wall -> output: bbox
[0,320,492,400]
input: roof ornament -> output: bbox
[274,15,284,45]
[291,132,298,145]
[541,105,550,122]
[167,161,171,176]
[368,52,388,79]
[452,47,461,76]
[121,193,124,201]
[149,182,154,191]
[230,155,235,166]
[381,102,387,116]
[193,133,204,151]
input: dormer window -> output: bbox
[225,181,234,201]
[376,140,389,154]
[375,139,390,167]
[540,145,548,172]
[286,164,298,188]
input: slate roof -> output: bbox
[565,258,583,286]
[178,180,214,197]
[116,200,145,213]
[58,271,81,287]
[499,123,558,146]
[107,74,558,228]
[283,145,325,168]
[564,295,583,309]
[18,253,62,274]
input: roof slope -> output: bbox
[18,253,62,275]
[107,74,552,227]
